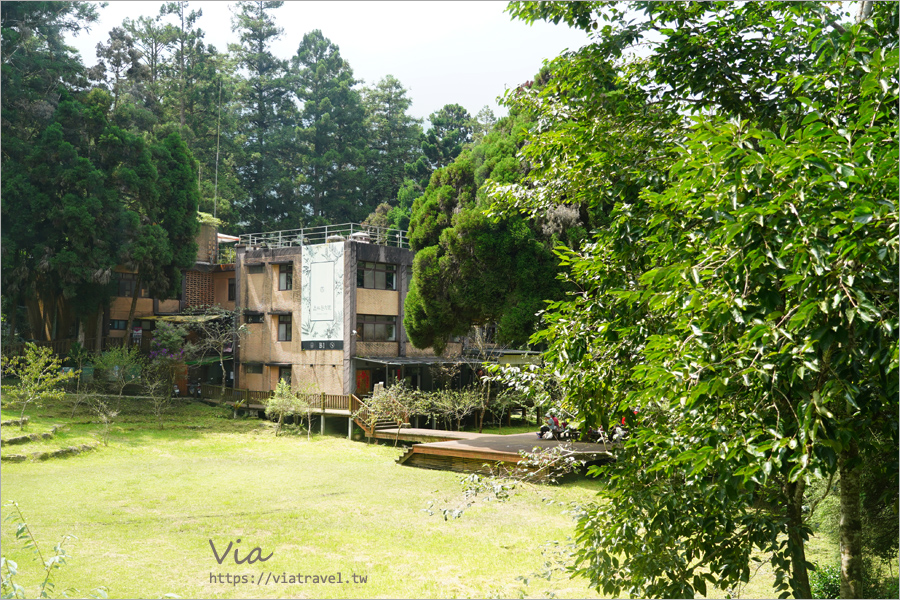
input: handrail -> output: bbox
[238,223,409,249]
[202,385,353,412]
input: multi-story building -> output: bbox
[13,221,528,402]
[232,224,461,397]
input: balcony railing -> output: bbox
[238,223,409,250]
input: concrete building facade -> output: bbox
[233,233,457,397]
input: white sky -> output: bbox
[65,1,590,122]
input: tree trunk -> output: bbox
[785,479,812,600]
[95,306,104,352]
[840,439,863,598]
[7,296,18,342]
[219,354,228,401]
[123,275,142,348]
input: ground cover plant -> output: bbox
[1,396,849,599]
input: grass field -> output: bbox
[1,395,843,599]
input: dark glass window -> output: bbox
[109,319,128,330]
[245,363,263,374]
[115,273,149,298]
[279,366,292,385]
[356,262,397,290]
[356,314,397,342]
[245,313,263,324]
[278,314,292,341]
[279,264,292,291]
[248,264,264,274]
[228,278,235,301]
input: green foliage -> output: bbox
[292,30,368,223]
[265,379,299,437]
[1,343,77,428]
[405,109,568,352]
[810,563,842,599]
[493,2,899,598]
[228,0,298,233]
[417,103,473,180]
[92,346,144,397]
[353,381,416,444]
[362,75,423,210]
[420,387,482,432]
[1,501,95,600]
[150,321,187,357]
[146,132,201,298]
[2,89,132,324]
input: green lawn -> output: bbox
[1,397,606,599]
[1,396,842,599]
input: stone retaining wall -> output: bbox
[1,425,62,446]
[1,443,98,462]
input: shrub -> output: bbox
[93,346,144,397]
[265,379,299,437]
[0,343,77,428]
[810,563,841,599]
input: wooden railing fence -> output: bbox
[200,384,357,412]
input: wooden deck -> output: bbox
[369,427,488,444]
[393,431,615,477]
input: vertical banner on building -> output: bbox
[301,242,344,350]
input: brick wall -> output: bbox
[184,270,214,308]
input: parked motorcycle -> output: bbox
[187,380,202,399]
[172,384,181,398]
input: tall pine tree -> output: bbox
[362,75,422,211]
[292,30,367,223]
[229,0,297,233]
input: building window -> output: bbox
[228,278,235,301]
[357,314,396,342]
[109,319,128,330]
[245,363,263,375]
[279,366,292,385]
[278,264,292,291]
[248,264,264,274]
[278,314,292,341]
[245,313,263,324]
[115,273,149,298]
[357,262,397,290]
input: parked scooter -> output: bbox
[187,380,202,399]
[172,384,181,398]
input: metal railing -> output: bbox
[238,223,409,250]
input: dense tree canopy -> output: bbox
[490,2,898,598]
[404,107,587,353]
[0,0,480,342]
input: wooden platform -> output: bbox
[201,398,351,417]
[393,431,615,477]
[369,427,489,444]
